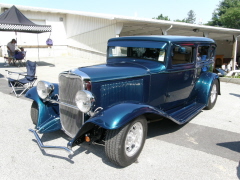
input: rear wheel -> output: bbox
[31,101,38,125]
[205,79,218,110]
[105,116,147,167]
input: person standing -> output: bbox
[4,39,17,66]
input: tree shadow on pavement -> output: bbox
[0,62,21,68]
[36,61,54,67]
[229,93,240,98]
[217,141,240,153]
[237,161,240,179]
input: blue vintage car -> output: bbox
[26,36,220,167]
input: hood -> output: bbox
[72,62,150,82]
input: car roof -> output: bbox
[108,35,215,43]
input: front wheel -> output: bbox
[30,101,38,125]
[105,116,147,167]
[205,79,218,110]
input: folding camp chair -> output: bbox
[12,51,27,67]
[6,60,37,97]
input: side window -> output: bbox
[209,45,216,60]
[172,45,193,65]
[108,46,127,57]
[197,46,209,61]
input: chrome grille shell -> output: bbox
[59,73,84,138]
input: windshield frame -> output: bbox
[107,40,168,63]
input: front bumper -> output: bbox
[29,129,74,155]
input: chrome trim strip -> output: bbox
[46,98,79,110]
[29,129,74,155]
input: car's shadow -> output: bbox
[36,129,124,168]
[147,118,184,138]
[33,118,184,168]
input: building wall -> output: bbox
[2,5,238,62]
[215,40,240,58]
[66,14,117,53]
[18,11,67,46]
[0,9,117,59]
[0,9,68,57]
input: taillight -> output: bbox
[84,81,91,91]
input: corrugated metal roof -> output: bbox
[1,2,240,41]
[0,3,115,19]
[1,3,240,35]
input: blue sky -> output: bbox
[0,0,221,23]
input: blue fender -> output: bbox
[193,72,220,105]
[68,102,172,148]
[25,83,61,133]
[88,103,170,129]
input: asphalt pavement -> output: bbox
[0,56,240,180]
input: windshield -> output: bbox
[107,41,167,62]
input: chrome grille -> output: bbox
[59,74,83,138]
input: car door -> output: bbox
[163,43,196,110]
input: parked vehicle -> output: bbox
[26,36,220,167]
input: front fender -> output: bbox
[88,103,170,129]
[194,72,220,104]
[25,83,61,132]
[68,103,171,148]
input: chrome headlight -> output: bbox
[75,90,95,113]
[37,81,54,99]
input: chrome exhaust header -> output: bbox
[29,129,74,155]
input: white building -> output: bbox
[1,3,240,67]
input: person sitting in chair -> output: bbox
[14,47,25,60]
[4,39,17,66]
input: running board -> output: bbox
[29,129,74,155]
[169,103,205,124]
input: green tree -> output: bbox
[220,7,240,28]
[153,14,170,21]
[207,10,222,26]
[207,0,240,28]
[186,10,196,24]
[174,18,187,23]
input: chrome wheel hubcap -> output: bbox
[125,122,143,157]
[210,84,217,103]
